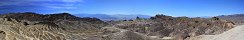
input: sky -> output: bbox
[0,0,243,17]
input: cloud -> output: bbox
[0,0,84,9]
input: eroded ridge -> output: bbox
[0,18,86,40]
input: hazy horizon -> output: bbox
[0,0,243,17]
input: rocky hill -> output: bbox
[0,12,108,40]
[0,12,236,40]
[217,14,244,25]
[111,14,235,40]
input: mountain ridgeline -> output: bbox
[0,12,236,40]
[73,13,151,21]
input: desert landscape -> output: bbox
[0,12,243,40]
[0,0,243,40]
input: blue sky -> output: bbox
[0,0,243,17]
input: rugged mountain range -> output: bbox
[73,13,151,20]
[0,12,236,40]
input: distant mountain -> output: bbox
[73,14,117,20]
[73,13,151,20]
[199,16,212,18]
[216,14,244,24]
[110,14,151,20]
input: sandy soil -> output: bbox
[190,25,244,40]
